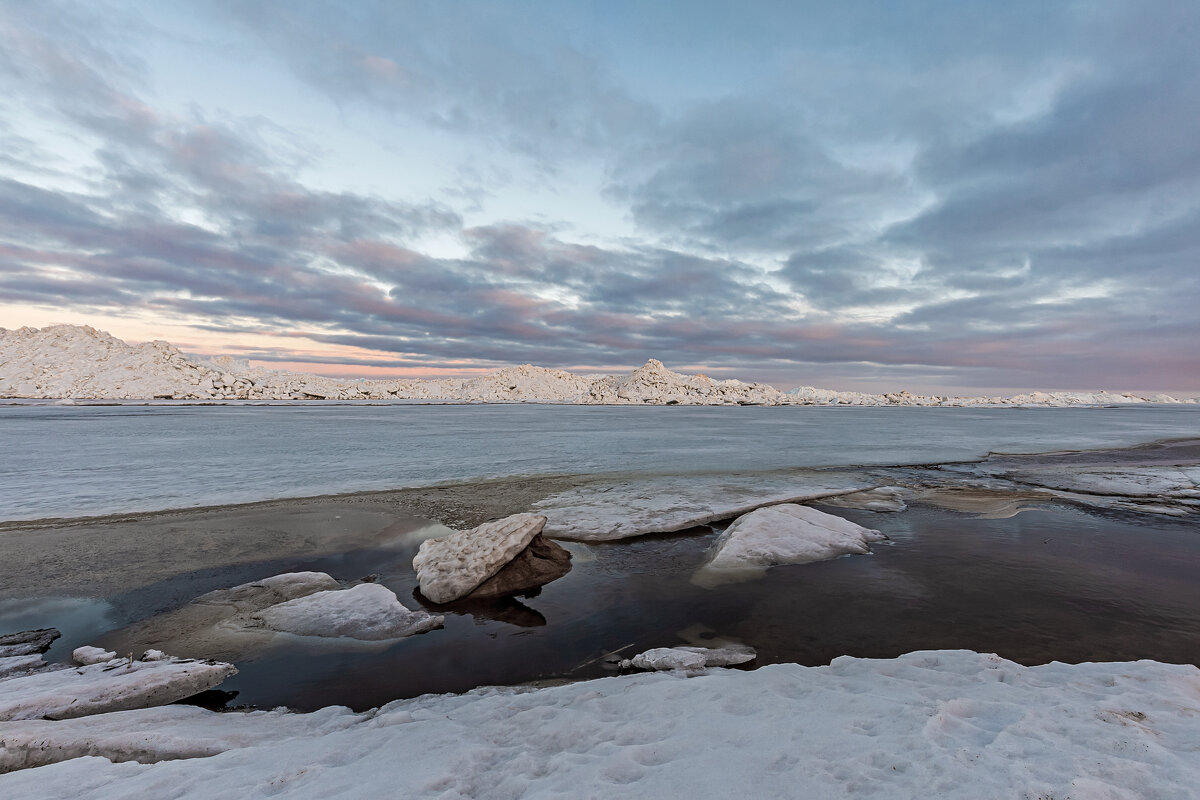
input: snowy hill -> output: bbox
[0,325,1193,405]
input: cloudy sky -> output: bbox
[1,1,1197,393]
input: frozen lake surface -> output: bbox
[2,404,1199,521]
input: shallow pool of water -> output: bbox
[64,501,1198,713]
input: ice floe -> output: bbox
[413,513,566,603]
[0,630,59,659]
[0,656,46,681]
[625,644,757,671]
[98,572,439,661]
[695,504,886,586]
[0,656,236,721]
[247,583,442,640]
[536,472,873,541]
[0,651,1196,798]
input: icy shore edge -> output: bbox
[1,650,1197,798]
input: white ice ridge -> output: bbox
[537,472,873,541]
[2,324,1195,405]
[695,504,886,587]
[0,657,236,722]
[1,651,1197,798]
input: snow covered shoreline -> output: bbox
[3,324,1195,406]
[2,650,1197,797]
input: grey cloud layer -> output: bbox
[1,1,1197,390]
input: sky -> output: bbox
[1,1,1197,393]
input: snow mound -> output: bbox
[71,647,116,666]
[0,651,1197,798]
[695,504,885,586]
[413,513,548,603]
[587,358,785,405]
[248,583,443,640]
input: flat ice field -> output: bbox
[3,403,1200,521]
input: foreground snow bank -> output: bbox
[1,651,1197,798]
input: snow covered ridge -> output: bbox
[1,650,1197,798]
[1,324,1195,404]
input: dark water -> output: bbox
[157,502,1199,712]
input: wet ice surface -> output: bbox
[4,404,1200,521]
[8,501,1188,714]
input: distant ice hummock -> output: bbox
[2,324,1194,405]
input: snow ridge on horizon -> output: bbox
[0,324,1194,406]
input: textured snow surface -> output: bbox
[414,514,548,603]
[249,583,443,640]
[3,325,1193,405]
[786,384,1197,407]
[1,651,1197,799]
[696,504,886,585]
[0,658,236,721]
[537,473,871,541]
[0,656,45,681]
[0,327,786,404]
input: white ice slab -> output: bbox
[0,657,236,721]
[627,645,756,671]
[247,583,442,641]
[1,651,1197,799]
[536,472,871,541]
